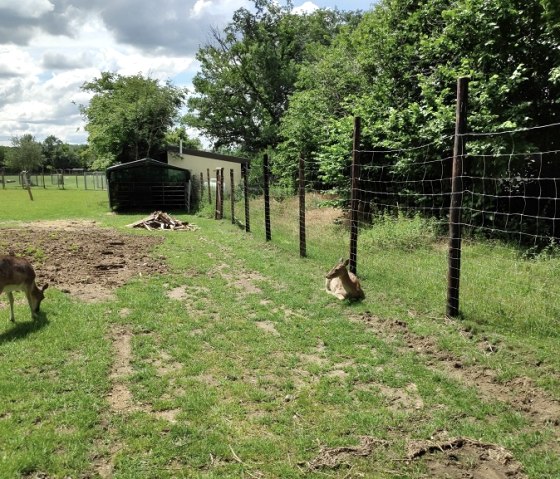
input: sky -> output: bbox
[0,0,375,147]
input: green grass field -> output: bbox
[0,188,558,478]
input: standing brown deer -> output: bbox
[0,254,48,322]
[325,258,365,300]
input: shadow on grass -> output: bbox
[0,312,49,345]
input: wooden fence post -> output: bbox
[243,163,250,232]
[230,169,235,224]
[349,117,361,275]
[447,77,469,318]
[207,168,212,204]
[299,155,306,258]
[220,168,225,219]
[200,172,204,204]
[263,154,271,241]
[215,168,221,220]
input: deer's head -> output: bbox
[325,258,350,279]
[31,283,49,315]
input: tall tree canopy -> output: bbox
[80,72,186,165]
[273,0,560,189]
[185,0,360,153]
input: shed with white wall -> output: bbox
[167,146,249,197]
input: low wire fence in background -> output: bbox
[0,169,106,190]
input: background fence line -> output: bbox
[0,168,106,191]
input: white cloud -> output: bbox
[293,2,320,14]
[0,0,361,146]
[0,46,40,78]
[190,0,213,18]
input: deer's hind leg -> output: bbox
[8,291,15,322]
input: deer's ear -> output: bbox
[42,284,49,292]
[343,259,350,266]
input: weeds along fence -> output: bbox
[0,169,106,190]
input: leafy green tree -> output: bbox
[42,136,86,170]
[280,0,559,186]
[80,72,186,165]
[5,134,44,172]
[186,0,359,153]
[276,29,365,188]
[0,146,9,168]
[164,127,203,150]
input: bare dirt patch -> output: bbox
[407,437,527,479]
[378,383,424,412]
[0,220,167,302]
[306,436,389,470]
[256,321,280,336]
[306,435,526,478]
[108,325,135,413]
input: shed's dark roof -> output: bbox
[167,147,249,165]
[106,158,189,172]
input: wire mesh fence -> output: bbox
[199,99,559,323]
[0,169,106,190]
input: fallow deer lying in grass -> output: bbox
[325,258,365,301]
[0,253,48,322]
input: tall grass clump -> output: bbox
[360,213,441,252]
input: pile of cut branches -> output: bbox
[127,211,199,231]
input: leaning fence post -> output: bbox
[299,155,307,258]
[447,77,469,318]
[263,154,271,241]
[349,117,361,275]
[243,163,250,232]
[199,172,204,204]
